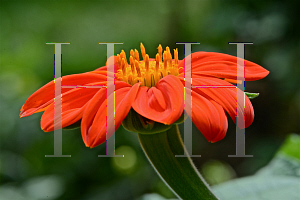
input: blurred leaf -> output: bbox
[22,175,64,200]
[256,154,300,177]
[255,134,300,177]
[213,176,299,200]
[277,134,300,161]
[137,193,166,200]
[212,134,300,199]
[201,160,236,185]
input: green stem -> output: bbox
[138,125,219,200]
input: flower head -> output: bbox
[20,43,269,147]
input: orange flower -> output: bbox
[20,43,269,147]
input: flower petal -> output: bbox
[178,52,269,81]
[81,81,140,148]
[132,75,184,125]
[191,76,254,129]
[191,90,228,142]
[41,86,102,132]
[20,73,109,117]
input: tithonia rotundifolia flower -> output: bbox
[20,43,269,148]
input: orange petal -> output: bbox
[178,52,269,81]
[81,81,139,148]
[20,73,108,118]
[191,90,228,142]
[41,86,102,132]
[132,75,184,125]
[192,76,254,129]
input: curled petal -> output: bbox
[20,73,108,117]
[178,52,269,81]
[191,91,228,142]
[132,75,184,125]
[81,82,140,148]
[191,76,254,128]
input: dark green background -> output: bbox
[1,1,299,199]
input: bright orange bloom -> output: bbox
[20,43,269,147]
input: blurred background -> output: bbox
[0,0,299,199]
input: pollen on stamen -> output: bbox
[121,58,126,75]
[130,49,134,59]
[140,43,146,60]
[130,56,135,75]
[135,60,141,77]
[134,49,139,61]
[117,43,180,87]
[120,50,127,63]
[117,54,121,68]
[128,75,133,85]
[168,52,172,69]
[155,53,160,72]
[166,46,170,53]
[174,48,178,65]
[145,54,149,72]
[158,44,163,62]
[163,52,167,70]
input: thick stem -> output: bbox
[138,125,219,200]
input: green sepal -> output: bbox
[63,120,81,130]
[245,92,259,99]
[122,109,172,134]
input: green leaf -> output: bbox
[213,134,300,200]
[213,176,299,200]
[245,92,259,99]
[277,134,300,161]
[139,125,219,200]
[256,134,300,177]
[256,154,300,177]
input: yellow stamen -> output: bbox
[135,60,141,77]
[134,49,139,61]
[166,46,170,53]
[140,43,146,60]
[128,75,133,85]
[174,48,178,65]
[155,53,160,72]
[145,54,149,72]
[130,56,135,75]
[130,49,134,59]
[151,74,155,87]
[120,50,127,63]
[116,44,180,87]
[121,58,126,75]
[163,52,167,70]
[168,51,172,69]
[117,54,121,68]
[158,44,162,62]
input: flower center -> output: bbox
[116,43,180,87]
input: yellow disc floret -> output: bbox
[117,43,180,87]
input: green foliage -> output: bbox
[245,92,260,99]
[213,134,300,200]
[213,176,299,200]
[277,134,300,161]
